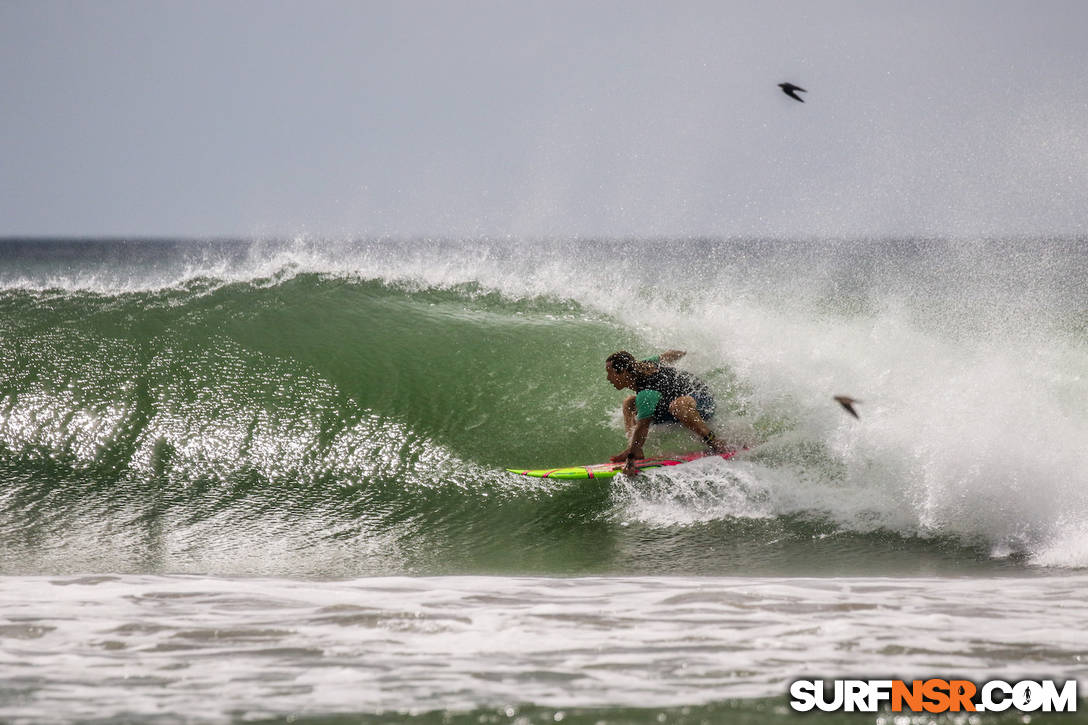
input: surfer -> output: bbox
[605,350,730,476]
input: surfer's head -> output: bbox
[605,351,637,390]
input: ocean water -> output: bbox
[0,237,1086,723]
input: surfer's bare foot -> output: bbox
[702,430,733,454]
[709,439,735,455]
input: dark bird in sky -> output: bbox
[778,82,807,102]
[833,395,861,419]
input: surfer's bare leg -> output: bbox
[668,396,730,453]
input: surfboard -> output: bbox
[506,449,742,479]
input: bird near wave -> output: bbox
[833,395,861,419]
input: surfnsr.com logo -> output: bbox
[789,679,1078,713]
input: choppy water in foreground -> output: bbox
[2,573,1086,723]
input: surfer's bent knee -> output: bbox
[668,395,697,416]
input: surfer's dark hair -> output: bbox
[606,351,637,373]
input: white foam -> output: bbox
[0,573,1084,721]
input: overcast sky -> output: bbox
[2,0,1087,239]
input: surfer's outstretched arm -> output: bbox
[659,349,686,364]
[611,418,651,476]
[611,418,650,461]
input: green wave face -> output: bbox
[2,238,1086,576]
[1,276,621,462]
[0,274,677,575]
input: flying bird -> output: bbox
[778,82,807,102]
[833,395,861,419]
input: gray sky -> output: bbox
[2,0,1087,239]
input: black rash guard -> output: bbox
[633,364,716,424]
